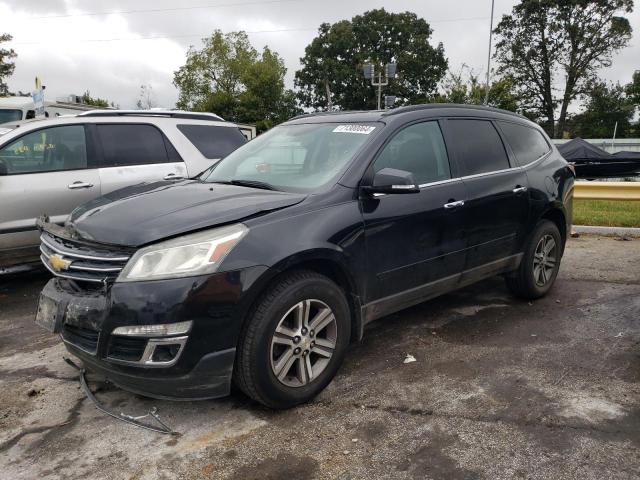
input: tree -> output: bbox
[81,90,110,108]
[567,80,635,137]
[136,84,156,109]
[433,65,520,112]
[173,31,300,131]
[626,69,640,107]
[0,33,17,96]
[295,9,448,111]
[494,0,633,137]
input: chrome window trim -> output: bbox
[375,157,554,192]
[418,177,458,189]
[519,149,552,170]
[457,166,520,181]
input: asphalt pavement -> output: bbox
[0,234,638,480]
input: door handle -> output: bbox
[443,200,465,209]
[512,186,528,194]
[164,173,185,181]
[68,181,94,190]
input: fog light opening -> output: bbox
[151,344,181,363]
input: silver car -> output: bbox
[0,110,248,272]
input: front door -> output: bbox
[0,124,100,264]
[361,121,467,318]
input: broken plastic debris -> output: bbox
[403,354,417,364]
[64,357,178,435]
[614,332,624,338]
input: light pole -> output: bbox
[364,63,397,110]
[484,0,495,105]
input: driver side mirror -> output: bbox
[362,168,420,195]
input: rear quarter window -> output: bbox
[498,121,551,166]
[177,124,247,159]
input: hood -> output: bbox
[67,180,306,247]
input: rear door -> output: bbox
[442,118,530,270]
[95,123,187,194]
[0,124,100,257]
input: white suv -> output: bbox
[0,110,248,272]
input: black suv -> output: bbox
[36,105,574,408]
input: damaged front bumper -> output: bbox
[36,265,267,400]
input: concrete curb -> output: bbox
[573,225,640,237]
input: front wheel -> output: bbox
[506,220,562,299]
[234,270,351,409]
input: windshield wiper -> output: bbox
[229,179,277,191]
[206,179,278,191]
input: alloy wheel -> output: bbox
[533,234,557,287]
[269,299,337,387]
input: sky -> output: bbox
[1,0,639,109]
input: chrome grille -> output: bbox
[39,232,130,284]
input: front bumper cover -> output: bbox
[68,343,236,400]
[38,265,268,400]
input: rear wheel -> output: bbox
[234,270,350,409]
[506,220,562,299]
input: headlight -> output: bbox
[117,224,248,282]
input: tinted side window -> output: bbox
[446,120,510,176]
[374,121,451,185]
[498,121,550,166]
[97,124,168,167]
[0,125,87,174]
[177,125,247,159]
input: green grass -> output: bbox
[573,199,640,228]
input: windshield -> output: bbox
[0,109,23,124]
[203,122,380,192]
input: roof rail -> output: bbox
[77,109,225,121]
[288,110,373,121]
[382,103,527,120]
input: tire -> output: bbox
[234,270,351,409]
[505,220,562,300]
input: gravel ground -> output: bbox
[0,234,638,480]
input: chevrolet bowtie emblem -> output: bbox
[49,254,72,272]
